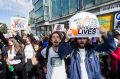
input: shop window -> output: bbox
[83,0,95,9]
[52,0,57,17]
[35,7,44,18]
[95,0,112,5]
[34,0,43,11]
[56,0,62,17]
[69,0,78,13]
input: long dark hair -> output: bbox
[48,31,62,47]
[33,40,43,53]
[72,38,93,51]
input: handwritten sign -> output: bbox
[11,17,28,30]
[68,12,101,38]
[53,24,64,32]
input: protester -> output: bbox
[6,38,24,79]
[0,32,9,79]
[58,28,117,79]
[12,31,36,79]
[32,40,46,79]
[41,31,67,79]
[24,36,35,79]
[109,30,120,79]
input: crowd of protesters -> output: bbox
[0,28,120,79]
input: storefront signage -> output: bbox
[100,2,120,14]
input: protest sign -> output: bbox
[53,24,64,32]
[68,12,101,38]
[10,17,28,30]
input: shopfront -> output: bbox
[98,14,113,31]
[98,1,120,31]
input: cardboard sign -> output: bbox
[10,17,28,30]
[53,24,64,32]
[68,12,101,38]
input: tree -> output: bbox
[0,23,7,34]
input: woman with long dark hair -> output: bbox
[32,40,46,79]
[24,36,35,79]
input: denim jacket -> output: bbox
[70,49,102,79]
[58,34,116,79]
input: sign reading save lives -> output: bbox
[68,12,101,38]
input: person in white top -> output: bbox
[7,38,24,79]
[24,37,34,63]
[24,36,35,79]
[41,31,67,79]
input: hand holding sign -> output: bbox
[68,12,101,38]
[98,27,107,37]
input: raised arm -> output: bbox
[94,32,117,53]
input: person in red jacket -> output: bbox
[110,30,120,79]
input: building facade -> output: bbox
[30,0,51,36]
[29,9,36,34]
[30,0,120,36]
[49,0,120,32]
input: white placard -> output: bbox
[10,17,28,30]
[53,24,64,32]
[68,12,101,38]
